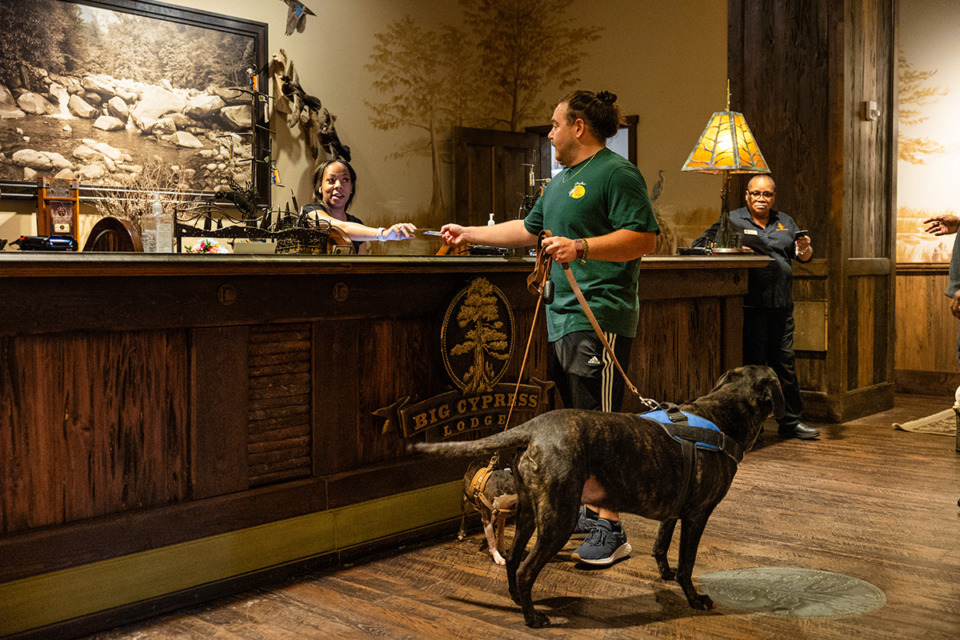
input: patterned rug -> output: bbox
[892,408,957,436]
[700,567,886,619]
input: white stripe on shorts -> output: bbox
[600,331,617,412]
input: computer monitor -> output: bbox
[548,126,632,178]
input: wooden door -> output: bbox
[452,127,541,228]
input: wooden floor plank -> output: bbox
[88,393,960,638]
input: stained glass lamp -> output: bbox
[682,82,770,249]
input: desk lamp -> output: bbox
[682,82,770,250]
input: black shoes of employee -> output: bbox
[778,423,820,439]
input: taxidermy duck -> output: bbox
[281,0,316,36]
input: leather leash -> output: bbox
[504,232,658,432]
[503,232,552,431]
[559,260,658,411]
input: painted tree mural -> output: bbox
[365,16,468,221]
[365,0,601,219]
[897,49,946,165]
[460,0,600,132]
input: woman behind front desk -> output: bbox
[301,159,416,254]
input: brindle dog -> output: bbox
[412,365,785,628]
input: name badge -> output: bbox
[744,229,758,236]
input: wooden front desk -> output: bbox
[0,253,766,637]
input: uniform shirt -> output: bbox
[694,207,807,309]
[523,148,659,340]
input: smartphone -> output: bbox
[794,230,808,240]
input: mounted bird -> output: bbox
[281,0,316,36]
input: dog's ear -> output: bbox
[765,374,786,418]
[711,369,732,392]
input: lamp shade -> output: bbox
[681,110,770,174]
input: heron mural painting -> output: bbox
[0,0,268,196]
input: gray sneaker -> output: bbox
[571,518,631,566]
[570,506,599,540]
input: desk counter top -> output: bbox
[0,252,771,277]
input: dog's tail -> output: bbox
[408,422,535,457]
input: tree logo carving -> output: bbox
[441,277,515,393]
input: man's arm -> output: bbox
[541,229,657,264]
[439,219,538,248]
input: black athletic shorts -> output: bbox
[549,330,633,412]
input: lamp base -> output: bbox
[711,247,748,254]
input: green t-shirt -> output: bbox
[523,148,659,340]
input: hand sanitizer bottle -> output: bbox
[141,202,158,253]
[488,212,496,226]
[154,201,174,253]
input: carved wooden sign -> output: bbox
[376,277,548,441]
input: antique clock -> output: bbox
[37,178,80,238]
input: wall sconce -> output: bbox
[862,100,881,121]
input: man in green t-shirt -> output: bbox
[440,90,659,567]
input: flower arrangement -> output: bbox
[183,239,229,254]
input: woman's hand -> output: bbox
[794,233,813,260]
[382,222,417,240]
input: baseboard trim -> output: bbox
[801,382,896,423]
[0,481,462,639]
[895,369,960,396]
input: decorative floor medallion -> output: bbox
[699,567,886,619]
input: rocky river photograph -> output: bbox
[0,0,260,193]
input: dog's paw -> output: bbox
[491,551,507,566]
[524,611,551,628]
[658,567,676,581]
[688,593,714,610]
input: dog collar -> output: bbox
[639,403,744,463]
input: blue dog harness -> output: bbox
[639,403,745,519]
[639,403,744,463]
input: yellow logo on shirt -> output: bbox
[569,183,586,199]
[777,222,788,231]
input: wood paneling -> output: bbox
[191,326,249,499]
[358,317,442,465]
[895,264,960,394]
[847,275,889,390]
[0,256,762,637]
[247,324,312,486]
[624,298,726,411]
[0,331,188,535]
[727,0,832,236]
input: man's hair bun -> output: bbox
[597,91,617,105]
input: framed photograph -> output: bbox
[0,0,269,203]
